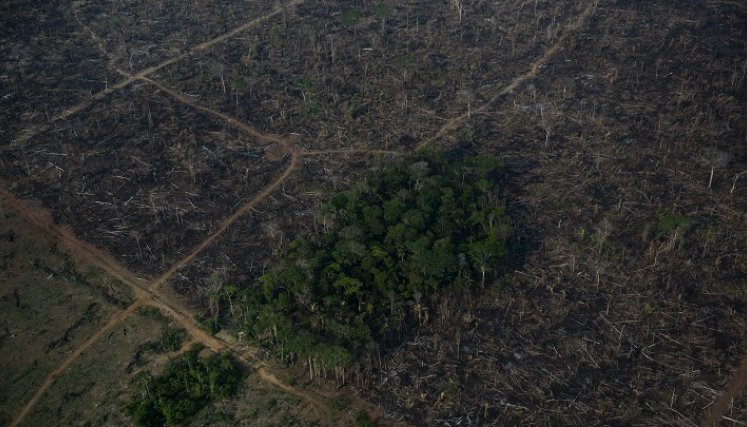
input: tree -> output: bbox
[128,345,241,426]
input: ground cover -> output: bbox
[18,307,182,426]
[0,203,133,425]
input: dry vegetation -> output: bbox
[152,0,583,151]
[0,0,745,425]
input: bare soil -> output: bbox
[702,352,747,426]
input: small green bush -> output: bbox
[159,325,185,352]
[340,9,363,26]
[656,213,692,234]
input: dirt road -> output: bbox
[0,189,338,426]
[417,0,599,151]
[700,352,747,427]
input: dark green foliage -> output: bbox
[194,314,221,335]
[233,152,510,369]
[373,5,390,18]
[656,213,693,234]
[159,325,186,352]
[392,54,413,71]
[340,9,363,26]
[355,410,378,427]
[128,345,242,426]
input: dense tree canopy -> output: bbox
[128,345,241,426]
[231,151,511,372]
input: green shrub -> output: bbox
[340,9,363,26]
[194,314,221,335]
[373,5,390,18]
[159,325,185,352]
[656,213,692,234]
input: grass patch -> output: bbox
[656,213,693,234]
[340,9,363,26]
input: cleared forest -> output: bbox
[1,0,745,426]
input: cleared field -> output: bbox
[0,203,133,425]
[0,88,289,276]
[0,0,744,425]
[0,0,123,143]
[18,307,174,427]
[152,0,586,151]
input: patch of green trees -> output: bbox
[230,151,511,377]
[128,345,241,426]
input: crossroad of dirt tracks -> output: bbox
[5,0,743,425]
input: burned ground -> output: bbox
[0,88,288,275]
[361,0,747,425]
[0,0,122,143]
[152,0,585,151]
[0,0,745,426]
